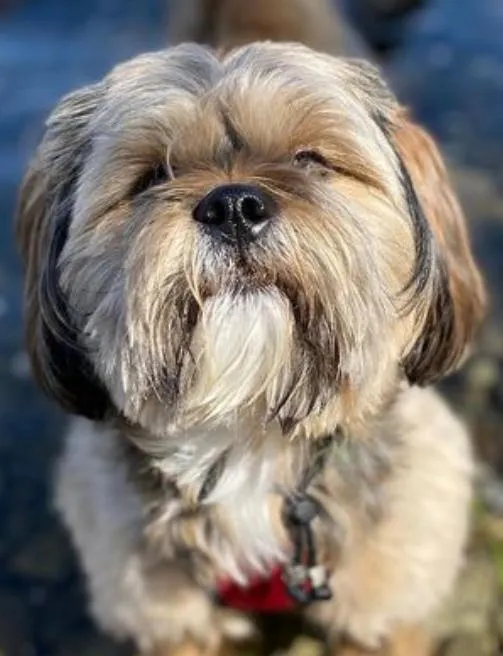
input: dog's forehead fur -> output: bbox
[101,42,396,116]
[74,44,400,202]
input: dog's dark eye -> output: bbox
[293,150,331,174]
[131,162,171,197]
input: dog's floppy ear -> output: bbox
[388,111,486,384]
[16,83,112,419]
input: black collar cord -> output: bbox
[282,433,338,604]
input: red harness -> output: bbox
[217,565,297,612]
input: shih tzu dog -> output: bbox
[16,0,485,654]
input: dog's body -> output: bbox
[16,1,485,655]
[56,387,472,654]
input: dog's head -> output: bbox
[17,43,485,437]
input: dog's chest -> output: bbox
[155,422,292,581]
[158,424,338,609]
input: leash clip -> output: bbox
[283,494,333,604]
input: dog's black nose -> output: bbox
[193,184,275,242]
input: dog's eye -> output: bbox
[131,162,171,197]
[293,150,331,174]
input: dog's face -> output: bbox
[17,43,485,438]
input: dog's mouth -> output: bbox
[193,237,278,302]
[185,234,319,348]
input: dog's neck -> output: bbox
[119,409,397,583]
[122,413,338,495]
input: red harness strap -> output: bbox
[217,565,297,613]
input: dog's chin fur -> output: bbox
[16,14,487,655]
[128,283,405,448]
[185,290,296,426]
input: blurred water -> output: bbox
[0,0,502,654]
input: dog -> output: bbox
[16,0,486,654]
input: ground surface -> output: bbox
[1,0,503,654]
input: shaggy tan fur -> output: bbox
[15,1,485,655]
[336,623,431,655]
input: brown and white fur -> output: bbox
[16,1,486,655]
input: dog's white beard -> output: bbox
[156,289,296,579]
[183,288,295,427]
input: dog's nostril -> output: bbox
[203,198,228,226]
[193,184,275,241]
[239,195,267,224]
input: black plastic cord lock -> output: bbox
[283,494,333,604]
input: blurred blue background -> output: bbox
[1,0,503,654]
